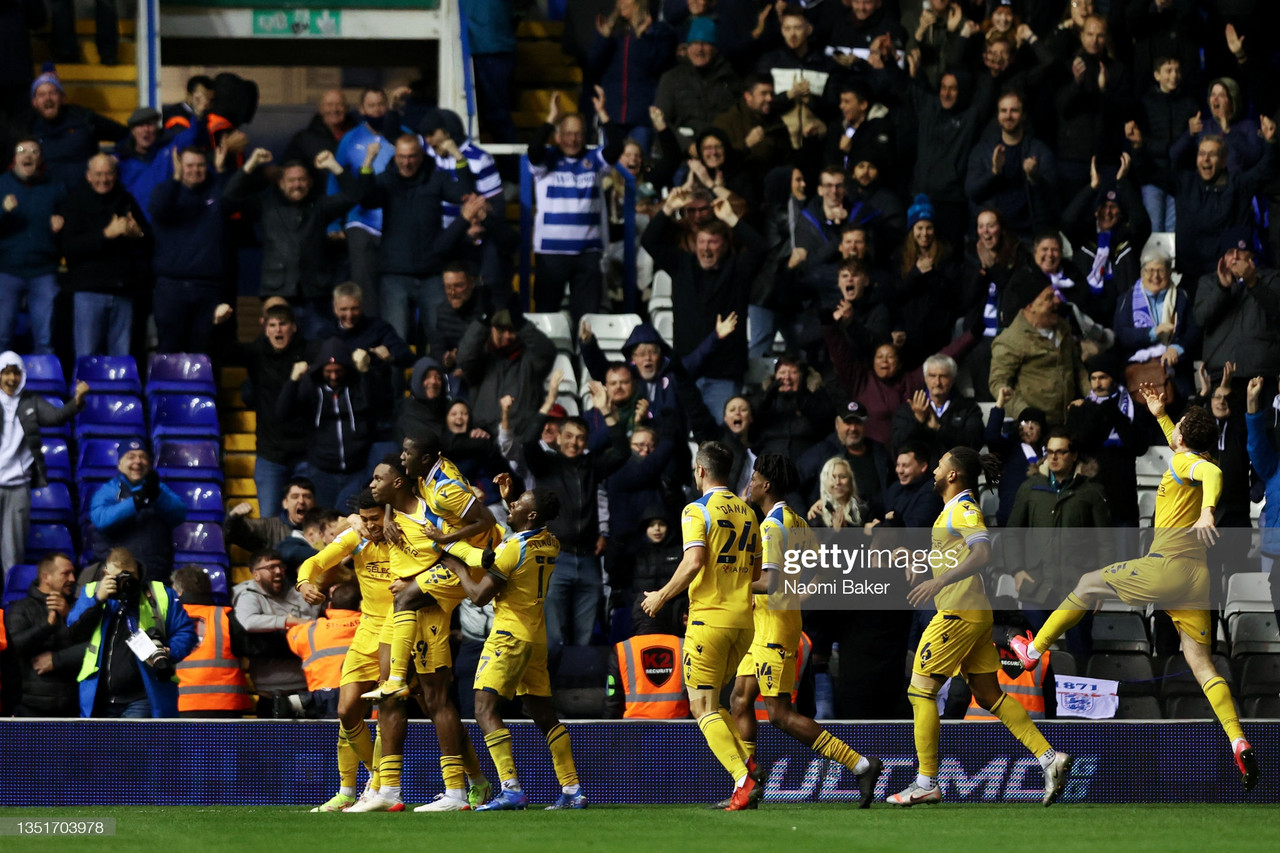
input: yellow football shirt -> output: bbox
[297,527,394,619]
[488,527,560,643]
[389,497,444,579]
[1150,414,1223,559]
[929,489,992,615]
[681,487,758,629]
[754,502,806,648]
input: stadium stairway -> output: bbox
[218,320,258,586]
[31,18,139,128]
[511,18,580,143]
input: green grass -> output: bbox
[1,805,1278,853]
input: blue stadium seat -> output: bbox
[170,481,224,523]
[25,524,75,563]
[21,354,66,395]
[154,439,223,483]
[40,396,69,438]
[149,395,220,442]
[73,355,142,396]
[173,522,228,567]
[3,564,39,606]
[200,565,231,606]
[29,483,74,525]
[77,438,140,482]
[78,478,108,519]
[41,438,72,483]
[147,353,217,396]
[76,395,146,438]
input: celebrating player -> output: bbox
[729,454,884,808]
[890,447,1072,807]
[297,489,402,812]
[1010,385,1258,791]
[443,473,586,810]
[642,441,761,811]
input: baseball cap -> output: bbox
[546,403,568,420]
[838,401,868,423]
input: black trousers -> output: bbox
[534,251,602,328]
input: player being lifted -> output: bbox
[297,489,404,812]
[1011,385,1257,790]
[728,454,884,808]
[890,447,1072,807]
[441,473,586,810]
[642,441,762,811]
[365,453,492,811]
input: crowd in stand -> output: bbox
[4,0,1280,721]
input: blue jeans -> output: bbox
[1141,184,1177,233]
[253,456,309,521]
[103,698,152,718]
[73,292,132,357]
[381,274,443,345]
[696,377,739,426]
[544,550,602,648]
[0,273,58,354]
[308,467,366,513]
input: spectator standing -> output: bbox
[426,263,491,390]
[0,352,86,574]
[224,476,315,560]
[463,0,519,145]
[1193,229,1280,383]
[753,354,835,460]
[983,391,1046,527]
[0,0,45,116]
[114,107,200,221]
[1133,57,1197,232]
[797,402,891,510]
[322,282,416,427]
[283,90,355,168]
[161,75,214,132]
[653,18,740,142]
[329,88,396,309]
[1112,246,1199,402]
[1065,351,1149,529]
[59,153,151,358]
[457,296,557,438]
[232,548,321,717]
[23,68,126,189]
[989,280,1090,427]
[865,442,942,531]
[587,0,677,149]
[0,137,65,354]
[3,552,85,716]
[890,353,982,460]
[171,564,252,719]
[964,90,1059,241]
[89,438,187,583]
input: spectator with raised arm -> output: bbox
[457,293,557,438]
[1193,228,1280,384]
[0,137,64,355]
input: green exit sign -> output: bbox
[252,9,342,37]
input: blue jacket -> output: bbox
[0,170,65,277]
[587,22,677,128]
[68,581,196,717]
[1246,410,1280,557]
[328,122,395,233]
[26,105,127,189]
[463,0,516,54]
[115,123,199,222]
[1112,283,1200,363]
[148,171,231,282]
[90,474,188,581]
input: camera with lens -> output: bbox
[110,571,140,600]
[146,629,174,679]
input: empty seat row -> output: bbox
[22,354,217,398]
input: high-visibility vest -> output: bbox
[286,610,361,692]
[176,604,253,712]
[78,581,172,683]
[615,634,689,719]
[965,649,1051,720]
[753,632,813,721]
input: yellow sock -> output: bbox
[461,729,486,785]
[378,753,402,791]
[346,720,375,774]
[698,712,748,781]
[908,686,940,778]
[545,723,580,788]
[370,734,382,789]
[742,741,756,760]
[813,730,864,772]
[989,694,1052,757]
[717,708,748,763]
[338,722,373,789]
[387,610,418,683]
[483,728,518,784]
[1033,594,1089,653]
[440,755,466,792]
[1202,676,1245,742]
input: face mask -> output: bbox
[362,113,385,134]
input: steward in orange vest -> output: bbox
[608,633,690,719]
[966,647,1053,720]
[753,632,812,721]
[172,566,253,717]
[286,583,362,718]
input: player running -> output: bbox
[1010,385,1257,791]
[442,473,586,810]
[728,454,884,809]
[642,441,761,811]
[890,447,1071,807]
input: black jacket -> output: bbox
[359,162,474,276]
[428,285,491,359]
[2,583,86,715]
[1006,468,1115,606]
[875,474,942,530]
[23,105,126,189]
[1066,393,1150,526]
[223,332,314,464]
[277,338,375,474]
[890,394,984,460]
[524,422,630,552]
[0,387,81,489]
[752,385,836,461]
[58,180,152,294]
[148,172,231,284]
[282,113,355,169]
[395,357,450,444]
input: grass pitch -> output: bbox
[2,804,1278,853]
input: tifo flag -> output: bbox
[1054,674,1120,719]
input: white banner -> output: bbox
[1054,674,1120,719]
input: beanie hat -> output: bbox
[907,194,935,229]
[30,63,64,99]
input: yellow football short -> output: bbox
[912,611,999,679]
[736,641,796,698]
[1102,554,1211,644]
[683,621,753,691]
[413,562,469,604]
[339,616,385,686]
[474,630,552,699]
[412,600,460,674]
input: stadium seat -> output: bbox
[1091,612,1150,654]
[1051,650,1077,677]
[1243,696,1280,719]
[1238,655,1280,698]
[1165,694,1214,719]
[649,270,673,311]
[77,438,138,481]
[3,564,39,605]
[1137,489,1157,525]
[39,395,70,438]
[580,313,641,357]
[1096,598,1143,613]
[154,439,224,483]
[200,564,231,606]
[174,522,229,568]
[21,354,66,395]
[1134,447,1173,488]
[77,478,108,518]
[547,353,579,396]
[73,355,142,395]
[146,353,218,396]
[551,645,609,719]
[149,394,220,441]
[1085,653,1156,696]
[652,310,674,347]
[743,357,775,391]
[1115,696,1162,719]
[41,438,72,483]
[1224,573,1273,626]
[29,483,74,525]
[524,311,574,353]
[554,394,580,417]
[1161,654,1232,700]
[1229,613,1280,657]
[76,395,146,438]
[170,481,225,523]
[25,523,74,563]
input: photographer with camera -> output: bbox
[89,439,188,584]
[67,548,196,718]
